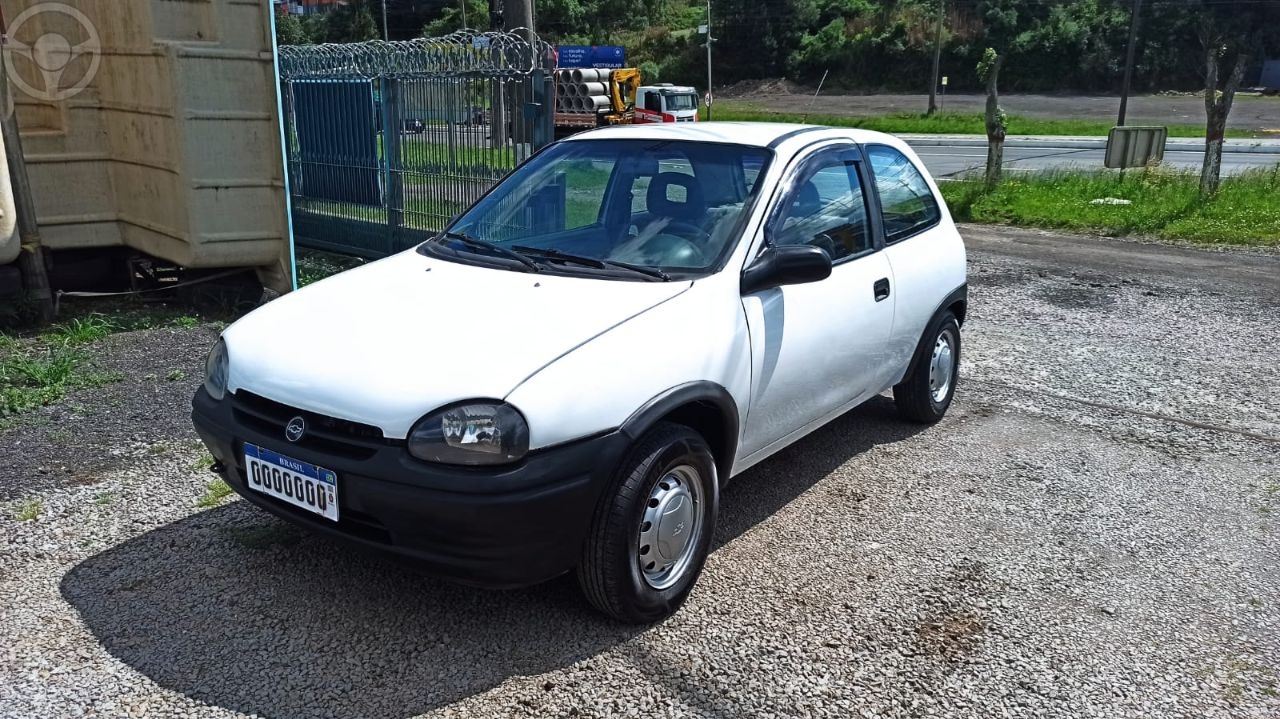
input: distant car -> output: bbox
[192,123,967,623]
[402,118,425,134]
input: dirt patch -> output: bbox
[0,324,219,501]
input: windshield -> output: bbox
[664,93,697,111]
[432,139,772,277]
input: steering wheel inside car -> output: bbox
[611,218,712,267]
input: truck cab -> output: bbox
[634,84,700,123]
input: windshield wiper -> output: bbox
[439,232,540,272]
[511,246,670,281]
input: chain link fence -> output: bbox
[278,31,556,259]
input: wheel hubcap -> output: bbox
[637,465,703,590]
[929,330,955,403]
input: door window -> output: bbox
[866,145,940,243]
[772,152,871,261]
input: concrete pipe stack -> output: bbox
[555,68,614,114]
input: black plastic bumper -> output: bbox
[190,388,628,588]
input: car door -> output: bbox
[864,143,956,374]
[738,144,896,462]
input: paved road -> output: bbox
[911,142,1280,178]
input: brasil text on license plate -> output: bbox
[243,443,338,522]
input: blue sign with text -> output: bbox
[556,45,626,69]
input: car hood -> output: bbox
[223,251,690,438]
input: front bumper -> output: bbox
[190,388,628,588]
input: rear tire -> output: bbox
[577,422,718,624]
[894,311,961,424]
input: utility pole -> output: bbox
[507,0,533,43]
[927,0,944,116]
[460,0,467,29]
[703,0,713,120]
[0,20,54,323]
[1117,0,1143,126]
[380,0,389,40]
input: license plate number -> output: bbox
[243,443,338,522]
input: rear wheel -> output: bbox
[894,311,961,424]
[578,422,718,624]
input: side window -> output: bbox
[866,145,940,243]
[644,93,662,112]
[772,153,871,261]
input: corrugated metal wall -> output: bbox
[3,0,291,292]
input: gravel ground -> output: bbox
[2,227,1278,718]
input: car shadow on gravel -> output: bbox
[60,396,926,719]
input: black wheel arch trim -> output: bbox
[901,283,968,384]
[619,381,740,483]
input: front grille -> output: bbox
[232,391,389,460]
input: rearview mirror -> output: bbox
[741,244,832,294]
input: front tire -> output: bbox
[578,422,719,624]
[894,311,961,424]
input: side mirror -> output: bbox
[741,244,832,294]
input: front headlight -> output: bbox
[204,338,229,401]
[407,401,529,466]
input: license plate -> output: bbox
[243,443,338,522]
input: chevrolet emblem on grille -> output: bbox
[285,416,306,443]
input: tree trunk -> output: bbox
[927,0,944,116]
[1199,47,1248,197]
[984,54,1005,189]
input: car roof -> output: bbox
[562,121,897,151]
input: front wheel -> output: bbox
[894,311,961,423]
[578,423,719,624]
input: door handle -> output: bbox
[874,278,890,302]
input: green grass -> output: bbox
[940,167,1280,246]
[44,315,116,346]
[93,492,115,506]
[14,498,42,521]
[296,249,368,287]
[196,478,233,508]
[702,102,1258,139]
[165,369,186,382]
[192,454,216,472]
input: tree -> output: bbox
[275,12,312,46]
[1192,1,1279,197]
[326,0,381,43]
[977,48,1006,188]
[423,0,488,36]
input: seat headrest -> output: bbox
[646,172,706,223]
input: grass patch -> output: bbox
[166,369,186,382]
[93,492,115,506]
[196,478,233,508]
[296,249,368,287]
[14,498,42,521]
[191,454,216,472]
[44,315,116,346]
[940,167,1280,246]
[703,102,1258,138]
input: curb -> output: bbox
[898,135,1280,154]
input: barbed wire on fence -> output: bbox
[278,29,553,81]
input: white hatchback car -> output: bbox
[192,122,967,623]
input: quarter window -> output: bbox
[867,145,940,242]
[772,154,871,261]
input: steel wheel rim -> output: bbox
[929,329,955,403]
[637,465,703,591]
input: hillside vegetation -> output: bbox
[281,1,1279,94]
